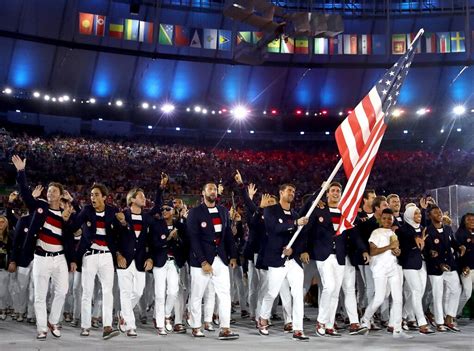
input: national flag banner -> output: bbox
[203,29,218,49]
[79,12,94,35]
[159,24,173,45]
[314,37,328,54]
[294,37,309,54]
[93,15,106,36]
[237,31,252,44]
[109,18,124,39]
[124,19,139,41]
[450,31,465,53]
[343,34,357,54]
[281,36,294,54]
[391,34,406,54]
[329,35,343,54]
[253,32,264,43]
[218,30,231,51]
[358,34,372,55]
[190,28,203,48]
[267,37,281,53]
[406,33,421,53]
[437,32,450,53]
[424,32,437,53]
[335,30,423,236]
[138,21,154,43]
[372,34,386,55]
[174,25,190,46]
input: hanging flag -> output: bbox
[174,25,190,46]
[79,13,94,35]
[406,33,421,53]
[294,37,309,54]
[437,32,450,53]
[236,31,252,44]
[203,29,218,49]
[358,34,372,55]
[343,34,357,54]
[253,32,264,43]
[218,30,231,51]
[109,18,124,39]
[391,34,406,54]
[281,36,294,54]
[372,34,386,55]
[190,29,203,48]
[314,37,328,54]
[267,37,280,53]
[158,24,173,45]
[425,32,437,53]
[329,35,343,54]
[335,31,423,236]
[124,19,139,41]
[450,31,465,53]
[93,15,106,36]
[139,21,154,43]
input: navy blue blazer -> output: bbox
[396,223,424,270]
[10,214,34,268]
[262,204,304,268]
[16,171,75,264]
[150,218,187,268]
[455,227,474,270]
[424,224,459,275]
[187,203,237,268]
[353,216,380,266]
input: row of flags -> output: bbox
[78,13,467,55]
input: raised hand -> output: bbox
[8,191,19,203]
[218,183,224,196]
[160,172,169,189]
[296,217,309,226]
[32,185,44,199]
[234,170,243,185]
[62,190,73,203]
[419,197,428,209]
[247,183,257,200]
[11,155,26,171]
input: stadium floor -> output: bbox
[1,307,473,351]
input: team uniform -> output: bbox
[455,223,474,316]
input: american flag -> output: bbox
[335,29,423,235]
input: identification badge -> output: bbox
[86,221,91,227]
[278,218,283,223]
[37,208,43,214]
[161,234,166,240]
[319,217,324,223]
[201,222,207,228]
[434,238,440,244]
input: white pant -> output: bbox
[230,265,247,311]
[458,270,474,315]
[403,263,427,326]
[174,263,190,325]
[363,266,403,332]
[81,252,114,329]
[153,260,180,327]
[137,272,154,318]
[117,260,146,330]
[189,256,231,329]
[32,254,69,333]
[259,259,304,331]
[318,255,345,328]
[0,270,9,310]
[341,257,360,324]
[358,264,375,310]
[247,259,259,317]
[429,271,461,324]
[15,263,35,317]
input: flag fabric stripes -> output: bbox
[158,24,173,45]
[295,37,309,54]
[139,21,154,43]
[450,31,465,53]
[406,33,421,53]
[437,32,450,53]
[335,31,422,236]
[174,25,190,46]
[358,34,372,55]
[329,35,343,54]
[267,37,281,53]
[252,32,264,44]
[314,37,328,54]
[392,34,406,54]
[343,34,357,54]
[93,15,106,36]
[218,30,231,50]
[424,32,437,53]
[281,36,294,54]
[124,19,139,41]
[203,29,218,49]
[109,18,124,39]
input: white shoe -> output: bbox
[393,330,413,339]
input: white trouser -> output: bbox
[15,263,35,317]
[358,264,375,310]
[362,266,403,332]
[429,271,462,325]
[259,259,304,331]
[317,255,345,328]
[71,271,82,319]
[230,265,247,311]
[153,260,180,327]
[81,252,114,329]
[204,281,216,322]
[279,275,293,324]
[92,276,102,319]
[32,254,69,333]
[458,270,474,315]
[303,259,318,297]
[247,258,259,317]
[356,269,366,308]
[403,262,427,327]
[137,272,154,317]
[174,263,190,324]
[189,256,231,329]
[117,260,146,330]
[0,270,9,310]
[341,257,360,324]
[64,272,75,314]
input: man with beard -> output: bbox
[187,182,239,340]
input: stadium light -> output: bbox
[44,95,50,101]
[322,110,328,115]
[250,130,255,134]
[33,91,41,98]
[227,129,232,133]
[152,105,157,110]
[89,98,96,104]
[325,131,330,135]
[233,105,249,120]
[457,128,462,132]
[63,95,70,102]
[392,109,404,118]
[403,130,408,134]
[142,102,149,109]
[186,107,191,112]
[440,129,444,133]
[175,127,181,131]
[263,111,267,115]
[338,111,343,116]
[194,105,201,113]
[116,100,123,107]
[416,108,429,116]
[202,108,208,114]
[15,109,20,113]
[58,97,64,102]
[305,112,309,116]
[3,87,12,94]
[271,109,277,115]
[300,131,305,135]
[295,109,303,115]
[453,105,465,115]
[52,97,57,102]
[147,125,153,129]
[161,103,175,114]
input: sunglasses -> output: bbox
[161,207,173,212]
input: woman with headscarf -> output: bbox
[396,206,433,334]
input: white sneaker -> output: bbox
[393,330,413,339]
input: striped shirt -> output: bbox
[167,224,174,257]
[131,213,143,238]
[37,208,64,253]
[208,207,222,233]
[329,207,341,251]
[91,211,109,251]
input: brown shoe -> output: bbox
[103,326,120,340]
[218,329,239,340]
[283,322,293,333]
[173,324,186,334]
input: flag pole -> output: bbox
[281,158,343,258]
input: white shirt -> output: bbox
[369,228,399,278]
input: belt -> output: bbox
[85,249,110,257]
[167,256,175,261]
[35,249,64,257]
